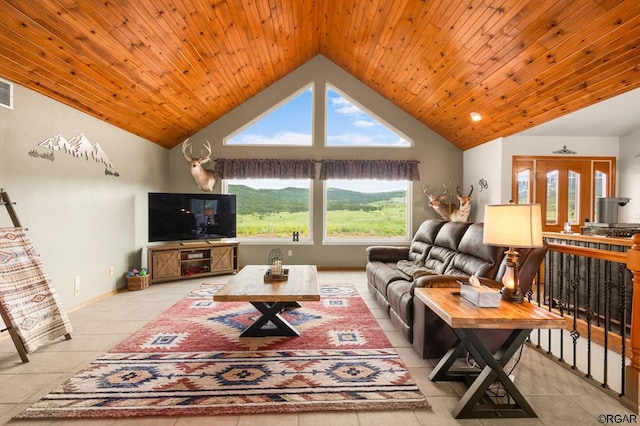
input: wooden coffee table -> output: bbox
[213,265,320,337]
[414,287,567,419]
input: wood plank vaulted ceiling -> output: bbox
[1,0,639,150]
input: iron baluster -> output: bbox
[603,260,612,389]
[619,263,627,397]
[569,253,581,370]
[586,257,593,380]
[557,252,570,363]
[545,250,555,354]
[596,259,602,328]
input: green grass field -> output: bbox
[237,203,406,238]
[237,211,310,238]
[230,183,407,238]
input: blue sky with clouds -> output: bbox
[226,85,410,147]
[225,84,411,193]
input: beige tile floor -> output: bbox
[0,270,635,425]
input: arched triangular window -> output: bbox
[326,84,411,147]
[224,84,313,146]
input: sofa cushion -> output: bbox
[407,220,447,264]
[366,261,411,297]
[424,246,457,274]
[444,223,506,278]
[387,280,414,341]
[423,222,472,273]
[396,260,435,279]
[433,221,472,250]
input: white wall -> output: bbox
[167,55,463,267]
[0,84,169,310]
[463,138,503,222]
[618,129,640,223]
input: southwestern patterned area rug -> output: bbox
[16,282,429,419]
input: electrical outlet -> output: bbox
[109,266,115,276]
[288,250,293,256]
[74,276,81,296]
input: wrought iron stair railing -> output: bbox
[532,233,639,411]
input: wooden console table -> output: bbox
[414,287,567,419]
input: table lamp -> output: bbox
[483,203,543,303]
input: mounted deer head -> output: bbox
[182,139,216,192]
[423,183,455,220]
[450,185,474,222]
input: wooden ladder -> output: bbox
[0,188,31,361]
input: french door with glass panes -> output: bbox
[512,157,616,233]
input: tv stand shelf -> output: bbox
[147,240,239,284]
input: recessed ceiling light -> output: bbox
[470,112,483,122]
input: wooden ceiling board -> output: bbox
[413,0,640,148]
[475,14,640,136]
[0,0,639,150]
[0,11,171,136]
[414,1,565,115]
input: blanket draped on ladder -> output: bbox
[0,227,72,355]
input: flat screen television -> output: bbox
[148,192,236,242]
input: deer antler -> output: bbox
[198,140,212,165]
[440,183,450,197]
[181,139,193,161]
[456,185,474,197]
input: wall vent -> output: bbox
[0,78,13,110]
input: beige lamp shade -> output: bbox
[483,204,543,248]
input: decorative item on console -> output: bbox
[265,249,286,281]
[422,183,473,222]
[182,139,216,191]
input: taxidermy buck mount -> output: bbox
[182,139,216,191]
[423,184,455,221]
[423,184,474,222]
[451,185,473,222]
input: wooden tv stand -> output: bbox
[147,240,239,284]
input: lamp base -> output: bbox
[501,287,524,303]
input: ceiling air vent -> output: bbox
[0,78,13,110]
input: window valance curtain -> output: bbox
[213,159,316,179]
[319,160,420,181]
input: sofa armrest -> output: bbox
[411,275,502,294]
[366,246,410,263]
[412,274,462,290]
